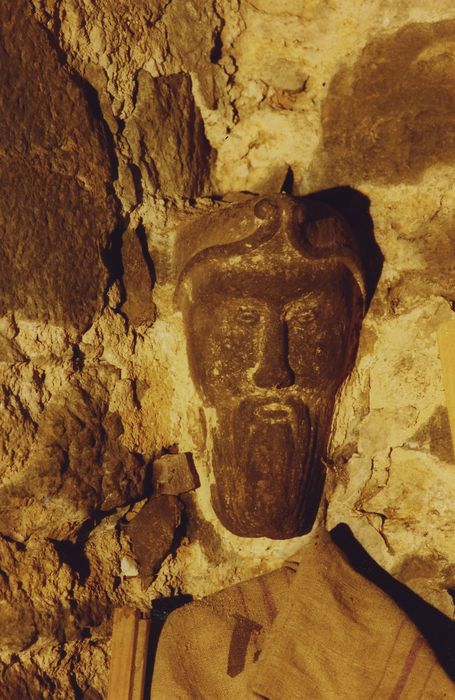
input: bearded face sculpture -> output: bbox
[175,194,365,539]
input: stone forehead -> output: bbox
[174,194,367,300]
[187,249,357,307]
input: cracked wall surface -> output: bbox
[1,0,455,696]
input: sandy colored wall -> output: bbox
[1,0,454,696]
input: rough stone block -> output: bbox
[0,0,118,332]
[125,495,182,577]
[124,71,212,197]
[121,228,156,327]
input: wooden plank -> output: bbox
[437,319,455,458]
[107,607,139,700]
[131,618,151,700]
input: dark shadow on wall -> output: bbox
[331,524,455,681]
[144,594,194,700]
[320,19,455,186]
[307,187,383,307]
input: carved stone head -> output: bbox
[175,194,366,539]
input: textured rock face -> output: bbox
[1,0,455,696]
[321,20,455,185]
[0,380,146,542]
[124,71,212,197]
[0,0,117,333]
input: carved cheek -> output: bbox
[286,302,349,388]
[187,301,265,402]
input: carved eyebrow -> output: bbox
[283,295,318,312]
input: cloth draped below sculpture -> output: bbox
[150,526,455,699]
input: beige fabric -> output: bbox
[150,566,293,699]
[249,529,454,699]
[150,531,455,699]
[151,544,301,698]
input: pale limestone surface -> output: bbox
[1,0,454,695]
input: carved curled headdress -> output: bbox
[173,194,367,305]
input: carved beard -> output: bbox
[210,395,327,539]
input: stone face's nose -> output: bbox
[253,311,295,389]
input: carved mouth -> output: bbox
[254,403,292,420]
[244,396,302,429]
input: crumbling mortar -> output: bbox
[244,0,305,17]
[383,446,393,488]
[137,133,161,194]
[2,387,39,433]
[149,0,175,29]
[357,507,394,555]
[212,0,244,126]
[68,668,84,700]
[360,447,393,504]
[211,0,226,63]
[0,534,26,551]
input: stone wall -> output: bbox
[1,0,454,696]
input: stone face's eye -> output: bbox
[238,307,260,325]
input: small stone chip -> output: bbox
[152,453,200,496]
[120,555,139,578]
